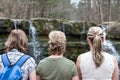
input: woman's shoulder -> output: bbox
[21,55,37,69]
[78,51,91,59]
[61,57,78,68]
[63,57,75,63]
[40,57,74,63]
[103,52,115,58]
[104,52,118,61]
[37,57,51,65]
[28,56,36,62]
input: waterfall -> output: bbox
[29,21,41,62]
[61,22,69,41]
[61,22,66,32]
[82,22,85,33]
[80,22,86,41]
[101,26,120,62]
[11,19,23,29]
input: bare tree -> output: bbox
[108,0,112,21]
[97,0,103,23]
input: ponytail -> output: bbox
[87,27,104,68]
[92,35,104,67]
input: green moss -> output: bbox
[0,18,96,61]
[0,43,4,48]
[0,42,6,54]
[0,34,8,42]
[0,19,13,32]
[107,23,120,39]
[21,20,29,30]
[50,19,61,29]
[32,18,96,37]
[71,22,82,35]
[65,42,87,62]
[39,42,88,62]
[115,42,120,55]
[33,18,50,34]
[38,36,48,43]
[4,19,13,27]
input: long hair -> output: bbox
[87,27,104,67]
[5,29,28,53]
[48,30,66,55]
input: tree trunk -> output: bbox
[116,0,120,20]
[97,0,103,23]
[108,0,112,21]
[26,0,32,19]
[87,0,91,21]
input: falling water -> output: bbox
[61,22,69,41]
[80,22,86,41]
[82,22,85,33]
[11,19,23,29]
[29,21,41,62]
[101,26,120,62]
[61,22,66,32]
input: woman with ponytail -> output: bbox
[76,27,118,80]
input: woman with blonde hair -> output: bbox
[0,29,36,80]
[76,27,118,80]
[36,30,79,80]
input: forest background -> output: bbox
[0,0,119,24]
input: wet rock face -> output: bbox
[0,18,29,34]
[99,22,120,40]
[0,18,13,33]
[0,18,97,62]
[32,18,96,36]
[0,18,97,41]
[1,18,120,62]
[107,23,120,40]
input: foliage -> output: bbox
[0,0,120,23]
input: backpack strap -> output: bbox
[1,54,10,67]
[15,55,30,67]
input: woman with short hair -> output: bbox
[36,30,79,80]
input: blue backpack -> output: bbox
[0,54,30,80]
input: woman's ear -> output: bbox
[102,37,104,43]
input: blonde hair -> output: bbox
[5,29,28,53]
[48,30,66,55]
[87,27,104,67]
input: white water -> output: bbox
[11,19,23,29]
[82,22,85,33]
[29,21,41,60]
[101,26,120,62]
[80,22,86,41]
[61,22,66,32]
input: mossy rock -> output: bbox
[38,35,48,43]
[32,18,96,36]
[114,42,120,55]
[21,20,29,33]
[65,42,88,62]
[0,18,97,62]
[0,18,14,33]
[32,18,51,35]
[0,34,8,42]
[0,42,6,54]
[107,22,120,40]
[32,42,88,62]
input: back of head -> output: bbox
[87,27,104,67]
[48,30,66,55]
[5,29,28,53]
